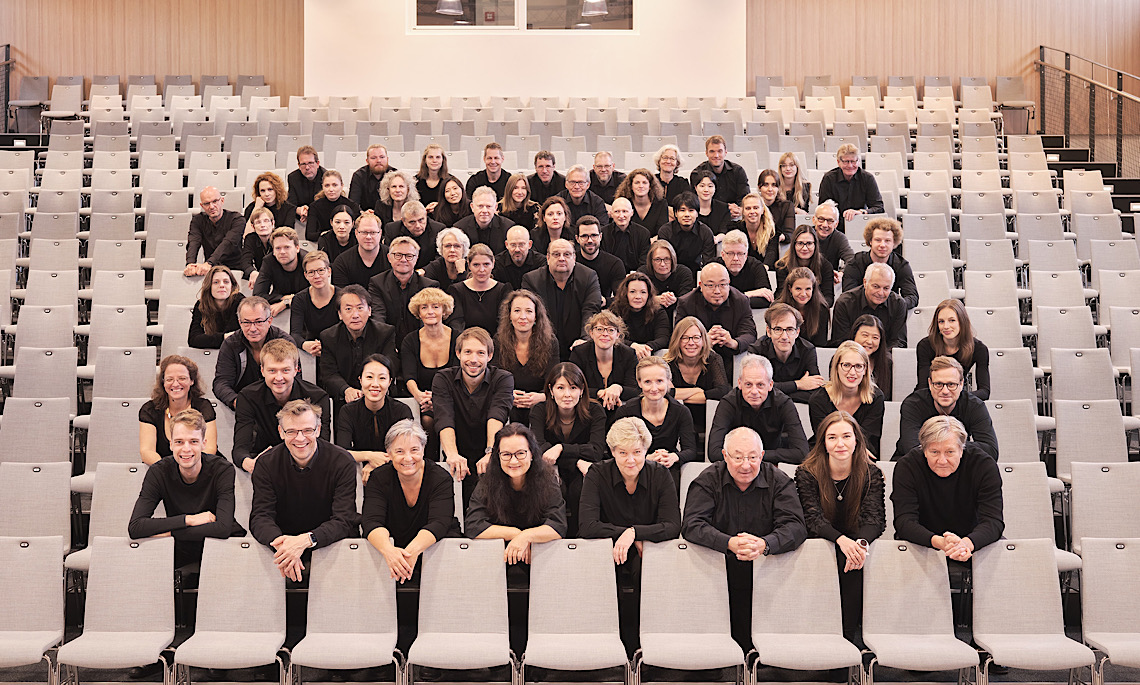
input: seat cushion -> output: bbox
[0,631,64,668]
[524,633,627,670]
[408,632,511,670]
[1055,549,1082,573]
[64,548,91,572]
[174,631,285,669]
[752,633,861,670]
[290,632,397,670]
[57,631,173,669]
[864,633,979,671]
[640,633,745,670]
[974,634,1094,670]
[1085,633,1140,669]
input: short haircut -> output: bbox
[672,190,699,213]
[705,134,727,150]
[248,206,275,227]
[586,309,627,341]
[534,150,556,165]
[302,250,330,270]
[653,143,682,171]
[565,164,589,181]
[402,200,427,219]
[261,338,300,366]
[385,418,428,452]
[366,143,388,156]
[456,326,494,356]
[169,408,207,437]
[436,226,471,254]
[606,416,652,452]
[338,284,370,308]
[548,238,574,254]
[576,215,601,234]
[765,302,803,328]
[470,186,497,205]
[815,199,840,219]
[276,398,321,424]
[389,235,420,253]
[738,353,773,380]
[721,229,749,248]
[699,262,729,283]
[863,216,903,245]
[864,262,896,285]
[270,226,300,245]
[238,295,271,317]
[409,286,455,319]
[483,142,504,157]
[929,355,965,381]
[355,211,382,231]
[635,355,672,383]
[296,145,318,162]
[724,426,764,453]
[918,415,968,450]
[836,143,860,161]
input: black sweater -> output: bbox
[794,464,885,543]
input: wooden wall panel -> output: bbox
[0,0,305,98]
[746,0,1140,103]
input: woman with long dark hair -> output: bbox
[852,314,893,401]
[139,355,218,465]
[758,167,796,240]
[431,175,472,227]
[188,264,244,349]
[775,224,836,306]
[415,143,449,208]
[315,204,358,264]
[795,411,885,643]
[494,289,560,424]
[499,173,540,230]
[917,299,990,400]
[609,272,670,359]
[775,267,830,348]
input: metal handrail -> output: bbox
[1034,59,1140,106]
[1039,45,1140,85]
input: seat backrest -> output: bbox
[1049,348,1117,402]
[1070,462,1140,554]
[0,397,72,464]
[86,398,151,468]
[418,538,508,634]
[640,540,733,636]
[997,461,1057,541]
[986,399,1043,463]
[751,538,843,635]
[0,535,64,634]
[986,347,1039,403]
[972,538,1065,636]
[1079,537,1140,635]
[529,539,619,635]
[89,463,149,537]
[196,537,285,633]
[307,539,397,635]
[0,462,71,549]
[83,536,174,634]
[863,540,955,636]
[12,346,78,415]
[1055,400,1128,481]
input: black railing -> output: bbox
[1037,45,1140,177]
[0,44,11,134]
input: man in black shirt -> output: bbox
[558,164,609,226]
[521,238,605,360]
[674,263,758,374]
[575,216,626,301]
[831,262,908,348]
[233,339,332,474]
[813,201,855,283]
[382,201,441,270]
[332,212,389,287]
[455,186,514,252]
[249,399,359,582]
[253,226,308,317]
[367,236,439,350]
[319,285,397,405]
[602,198,651,273]
[895,356,998,459]
[464,142,510,200]
[529,150,565,204]
[841,216,919,309]
[129,409,244,566]
[748,303,825,403]
[287,145,326,224]
[690,135,749,218]
[494,226,546,290]
[349,144,394,214]
[185,186,245,276]
[708,354,809,463]
[683,425,807,649]
[589,151,627,206]
[718,229,773,308]
[892,415,1004,561]
[432,327,514,505]
[213,297,293,409]
[817,144,884,232]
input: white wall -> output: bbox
[304,0,747,99]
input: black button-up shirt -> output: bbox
[186,210,245,269]
[465,169,511,201]
[578,459,680,541]
[493,249,546,291]
[817,167,885,231]
[233,378,332,466]
[366,271,439,350]
[656,220,716,276]
[818,230,856,272]
[691,159,751,205]
[674,287,758,372]
[602,221,652,273]
[335,397,413,453]
[708,388,809,464]
[557,189,609,226]
[431,366,515,461]
[318,320,398,400]
[287,167,326,210]
[361,461,462,547]
[349,164,394,214]
[252,251,309,304]
[681,460,807,555]
[748,336,820,403]
[589,170,627,205]
[830,286,908,348]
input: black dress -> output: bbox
[568,343,641,418]
[139,397,218,459]
[400,327,459,400]
[529,400,608,536]
[416,176,442,208]
[448,281,513,334]
[289,287,341,349]
[494,347,559,426]
[700,199,732,235]
[632,200,670,235]
[188,294,244,349]
[316,231,357,265]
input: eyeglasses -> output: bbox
[499,449,530,463]
[283,427,318,438]
[702,282,730,290]
[239,317,271,327]
[298,160,319,168]
[441,242,463,250]
[651,257,672,264]
[567,180,589,186]
[769,326,799,336]
[356,229,381,237]
[931,381,961,391]
[592,326,618,335]
[839,362,867,372]
[794,241,815,248]
[779,163,797,169]
[681,335,703,343]
[814,217,838,225]
[726,454,762,464]
[390,252,417,261]
[304,267,329,276]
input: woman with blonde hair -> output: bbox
[498,173,540,230]
[778,152,811,214]
[402,287,459,432]
[727,192,779,268]
[569,310,640,415]
[808,341,885,458]
[377,169,420,225]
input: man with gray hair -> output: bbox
[718,229,773,308]
[812,200,855,282]
[382,200,443,269]
[817,143,884,231]
[830,262,908,348]
[892,415,1004,562]
[589,151,627,206]
[521,238,604,360]
[707,354,808,462]
[558,164,609,226]
[683,424,807,649]
[675,262,758,373]
[455,185,515,252]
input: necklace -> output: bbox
[833,476,850,501]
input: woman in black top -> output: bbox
[775,267,831,348]
[431,176,472,227]
[610,273,670,359]
[289,251,340,356]
[778,152,811,215]
[569,311,640,418]
[305,170,360,242]
[243,171,297,235]
[656,192,716,277]
[498,173,540,231]
[613,357,698,487]
[852,315,893,402]
[758,168,795,241]
[402,288,459,432]
[414,144,448,209]
[616,168,669,235]
[639,239,695,323]
[916,299,991,400]
[665,316,731,431]
[653,143,692,204]
[337,354,414,478]
[531,196,575,255]
[729,192,780,268]
[363,418,461,589]
[808,342,886,459]
[421,227,470,291]
[775,224,836,306]
[529,362,607,536]
[795,411,885,643]
[315,204,357,265]
[139,355,218,465]
[240,207,275,288]
[377,169,419,226]
[692,170,731,235]
[494,289,560,425]
[189,264,244,349]
[448,244,512,334]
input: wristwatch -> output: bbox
[308,532,318,548]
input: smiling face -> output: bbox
[279,410,320,462]
[759,174,779,205]
[637,364,670,402]
[812,205,838,238]
[388,176,408,203]
[163,363,192,404]
[705,143,726,169]
[742,195,762,226]
[737,364,772,408]
[611,198,633,227]
[590,320,618,350]
[359,360,391,405]
[864,272,894,306]
[626,280,649,311]
[262,355,297,398]
[612,441,647,480]
[838,153,860,180]
[937,306,961,344]
[576,222,601,258]
[483,148,503,175]
[679,324,704,360]
[210,271,233,302]
[443,179,463,204]
[565,170,589,200]
[459,338,490,381]
[794,231,816,261]
[824,419,856,466]
[695,176,716,202]
[928,366,964,411]
[510,295,536,334]
[170,423,205,478]
[631,173,651,198]
[388,432,425,478]
[723,431,764,489]
[658,150,678,175]
[424,147,444,173]
[836,349,867,392]
[789,277,813,306]
[854,325,881,355]
[510,179,528,203]
[497,434,532,483]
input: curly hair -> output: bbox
[495,290,557,378]
[379,169,421,205]
[609,272,662,328]
[408,286,455,320]
[252,172,287,209]
[151,355,206,414]
[614,168,665,203]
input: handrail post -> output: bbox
[1117,71,1125,177]
[1064,52,1072,143]
[1039,45,1047,135]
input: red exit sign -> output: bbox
[485,11,495,21]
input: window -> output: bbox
[416,0,516,27]
[527,0,632,30]
[414,0,633,30]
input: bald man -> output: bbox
[185,186,246,276]
[675,262,758,373]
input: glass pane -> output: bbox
[527,0,633,29]
[416,0,516,27]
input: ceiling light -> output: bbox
[582,0,608,17]
[436,0,463,16]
